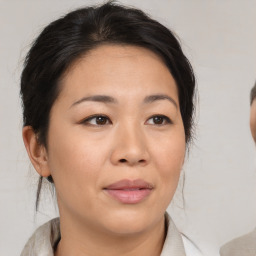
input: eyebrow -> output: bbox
[144,94,178,109]
[70,95,117,108]
[70,94,177,109]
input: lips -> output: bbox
[104,179,153,204]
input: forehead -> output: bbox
[65,44,170,78]
[251,100,256,116]
[59,44,178,100]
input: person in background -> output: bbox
[250,83,256,142]
[220,81,256,256]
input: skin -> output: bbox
[23,45,186,256]
[250,99,256,143]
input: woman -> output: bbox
[20,2,199,255]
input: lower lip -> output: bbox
[104,189,152,204]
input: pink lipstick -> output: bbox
[104,179,153,204]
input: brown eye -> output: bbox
[153,116,164,124]
[95,116,108,125]
[82,115,111,126]
[146,115,171,125]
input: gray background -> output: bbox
[1,0,255,255]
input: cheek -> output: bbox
[152,128,185,168]
[151,130,186,191]
[46,123,106,196]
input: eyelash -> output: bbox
[146,115,172,125]
[80,114,172,126]
[80,115,112,126]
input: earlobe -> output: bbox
[22,126,51,177]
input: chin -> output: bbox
[99,208,160,235]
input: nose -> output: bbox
[110,124,149,167]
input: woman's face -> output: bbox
[43,45,186,234]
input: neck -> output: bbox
[55,213,166,256]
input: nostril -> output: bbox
[119,159,145,164]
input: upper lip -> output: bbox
[104,179,154,190]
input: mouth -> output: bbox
[103,179,153,204]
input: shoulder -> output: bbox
[220,229,256,256]
[20,218,60,256]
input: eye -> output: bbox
[146,115,172,125]
[81,115,112,126]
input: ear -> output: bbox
[22,126,51,177]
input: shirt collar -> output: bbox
[21,213,186,256]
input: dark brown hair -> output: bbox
[250,81,256,105]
